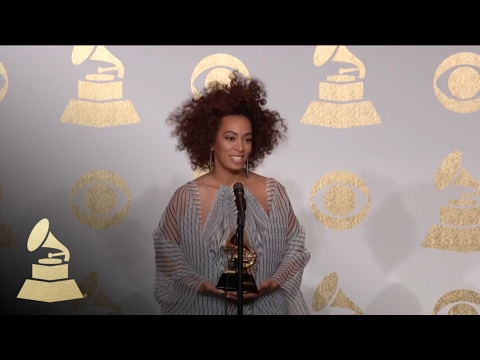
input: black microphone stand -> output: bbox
[236,207,245,315]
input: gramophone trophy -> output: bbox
[60,45,140,127]
[216,231,258,293]
[422,150,480,253]
[17,218,83,303]
[301,45,381,129]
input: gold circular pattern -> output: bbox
[310,171,370,230]
[433,52,480,114]
[324,184,356,216]
[84,184,117,215]
[205,68,233,87]
[448,303,478,315]
[190,53,250,98]
[433,289,480,315]
[448,66,480,100]
[70,170,130,229]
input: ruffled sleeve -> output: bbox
[268,181,311,314]
[153,184,209,314]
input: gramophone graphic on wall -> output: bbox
[301,45,381,129]
[312,272,363,315]
[422,150,480,253]
[72,272,123,315]
[60,45,141,127]
[17,218,83,303]
[0,62,8,102]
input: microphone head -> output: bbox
[233,182,244,194]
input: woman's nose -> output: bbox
[235,140,244,151]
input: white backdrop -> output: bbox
[0,45,479,315]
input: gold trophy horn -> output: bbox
[434,151,480,193]
[26,219,70,262]
[17,218,83,303]
[72,272,123,315]
[312,272,363,315]
[314,45,365,79]
[72,45,124,78]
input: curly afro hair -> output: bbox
[166,70,288,171]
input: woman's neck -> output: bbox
[210,168,247,187]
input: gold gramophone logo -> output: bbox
[433,52,480,114]
[17,218,83,303]
[312,272,363,315]
[72,272,123,315]
[0,186,19,248]
[433,289,479,315]
[422,150,480,252]
[301,46,381,129]
[0,62,8,102]
[310,171,370,230]
[60,46,141,127]
[191,53,250,179]
[70,170,131,229]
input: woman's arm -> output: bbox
[268,182,310,293]
[153,184,209,313]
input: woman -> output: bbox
[153,71,310,315]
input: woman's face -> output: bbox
[212,115,252,173]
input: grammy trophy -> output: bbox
[216,231,258,293]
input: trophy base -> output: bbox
[60,99,141,127]
[17,279,84,303]
[216,272,257,293]
[300,100,381,129]
[422,224,480,253]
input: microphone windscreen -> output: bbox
[233,183,244,194]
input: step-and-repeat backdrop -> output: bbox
[0,45,479,315]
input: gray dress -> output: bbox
[153,177,311,315]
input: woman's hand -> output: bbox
[226,279,280,303]
[199,281,226,298]
[256,279,280,296]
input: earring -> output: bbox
[245,158,249,177]
[208,151,213,172]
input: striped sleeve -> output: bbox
[153,184,209,314]
[268,181,310,298]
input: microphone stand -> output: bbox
[236,208,245,315]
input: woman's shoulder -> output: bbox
[170,174,222,200]
[248,173,288,196]
[168,180,197,202]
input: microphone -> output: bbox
[233,182,245,315]
[233,182,246,213]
